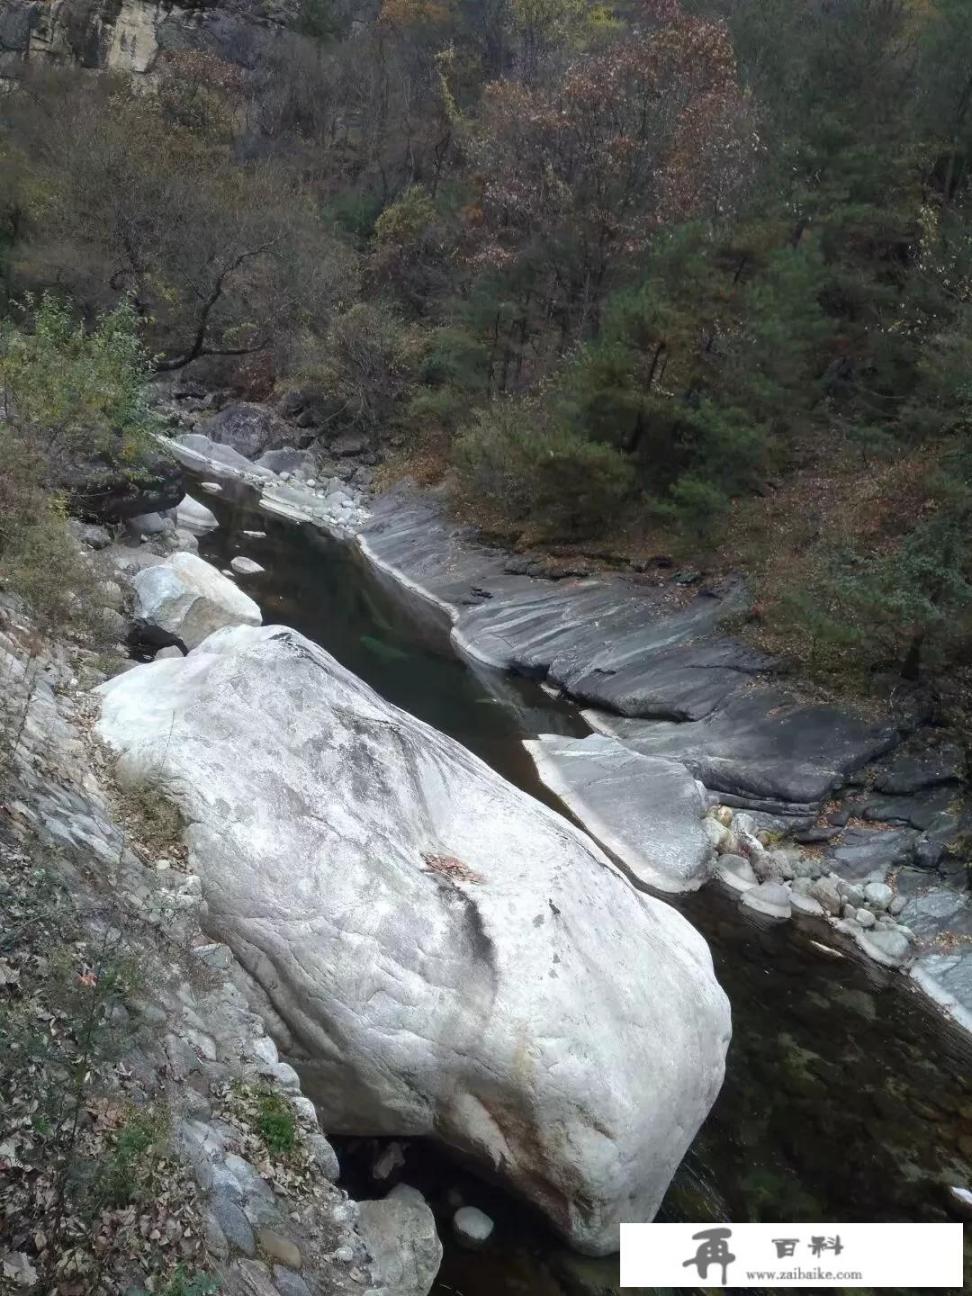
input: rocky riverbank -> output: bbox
[349,485,971,1035]
[130,389,971,1039]
[0,568,443,1295]
[1,488,741,1289]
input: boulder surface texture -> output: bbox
[132,552,261,649]
[95,624,730,1255]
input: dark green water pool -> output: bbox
[196,483,972,1294]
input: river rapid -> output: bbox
[195,481,972,1296]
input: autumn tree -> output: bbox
[10,70,353,373]
[469,3,755,356]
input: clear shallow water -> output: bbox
[197,482,972,1294]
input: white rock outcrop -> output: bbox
[95,625,730,1255]
[132,552,261,649]
[524,734,714,892]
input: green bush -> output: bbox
[302,302,418,437]
[255,1090,297,1157]
[656,475,731,546]
[0,293,158,475]
[0,295,156,637]
[452,400,635,539]
[99,1107,169,1208]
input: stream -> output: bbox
[195,481,972,1295]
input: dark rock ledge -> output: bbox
[354,483,971,1035]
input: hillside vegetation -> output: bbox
[2,0,972,708]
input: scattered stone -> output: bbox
[256,448,312,476]
[357,1186,443,1296]
[132,552,261,649]
[210,1193,256,1256]
[715,853,757,893]
[256,1229,301,1268]
[741,881,791,919]
[837,880,866,908]
[859,927,912,968]
[272,1268,312,1296]
[226,1258,278,1296]
[947,1186,972,1220]
[306,1132,341,1181]
[332,432,368,457]
[204,1209,230,1261]
[733,813,758,838]
[809,876,842,916]
[69,520,113,549]
[863,882,894,911]
[452,1205,495,1250]
[372,1141,406,1183]
[175,494,219,535]
[751,849,785,882]
[856,908,877,929]
[128,511,170,537]
[789,891,826,918]
[231,556,265,576]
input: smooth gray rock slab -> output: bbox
[828,827,918,879]
[172,434,276,480]
[898,888,972,942]
[94,624,730,1255]
[873,744,964,795]
[860,787,957,830]
[588,692,897,807]
[523,734,713,892]
[358,488,764,724]
[357,486,898,812]
[911,950,972,1034]
[790,891,826,918]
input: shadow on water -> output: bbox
[197,482,972,1295]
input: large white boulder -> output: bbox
[94,625,730,1255]
[132,552,261,649]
